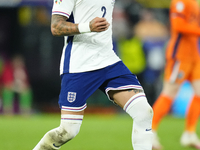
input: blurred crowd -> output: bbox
[0,54,32,115]
[112,1,169,105]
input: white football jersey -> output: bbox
[52,0,120,74]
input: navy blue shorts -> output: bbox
[59,61,143,112]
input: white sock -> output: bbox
[33,115,83,150]
[124,93,153,150]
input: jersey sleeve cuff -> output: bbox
[52,11,70,18]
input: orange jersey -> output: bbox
[166,0,200,61]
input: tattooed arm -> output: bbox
[51,15,78,36]
[51,14,110,36]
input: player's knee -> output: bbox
[58,120,81,142]
[132,108,153,149]
[135,103,153,129]
[48,116,83,149]
[124,93,153,129]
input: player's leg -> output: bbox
[180,80,200,149]
[151,81,180,150]
[108,89,153,150]
[152,81,180,129]
[33,70,105,150]
[186,80,200,132]
[152,59,189,149]
[33,110,84,150]
[33,74,85,150]
[180,59,200,149]
[103,62,153,150]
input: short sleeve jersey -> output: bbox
[166,0,200,61]
[52,0,120,74]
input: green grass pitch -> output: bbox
[0,113,199,150]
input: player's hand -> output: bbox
[89,17,110,32]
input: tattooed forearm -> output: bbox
[51,15,79,36]
[128,89,143,94]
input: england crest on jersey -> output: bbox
[67,92,76,103]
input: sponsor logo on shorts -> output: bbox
[67,92,76,103]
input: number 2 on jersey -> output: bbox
[101,6,106,17]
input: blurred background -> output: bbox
[0,0,194,117]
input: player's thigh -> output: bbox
[163,59,191,97]
[162,81,181,99]
[105,73,143,108]
[108,89,143,108]
[191,80,200,96]
[61,110,84,115]
[190,60,200,95]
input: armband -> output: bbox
[78,23,91,33]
